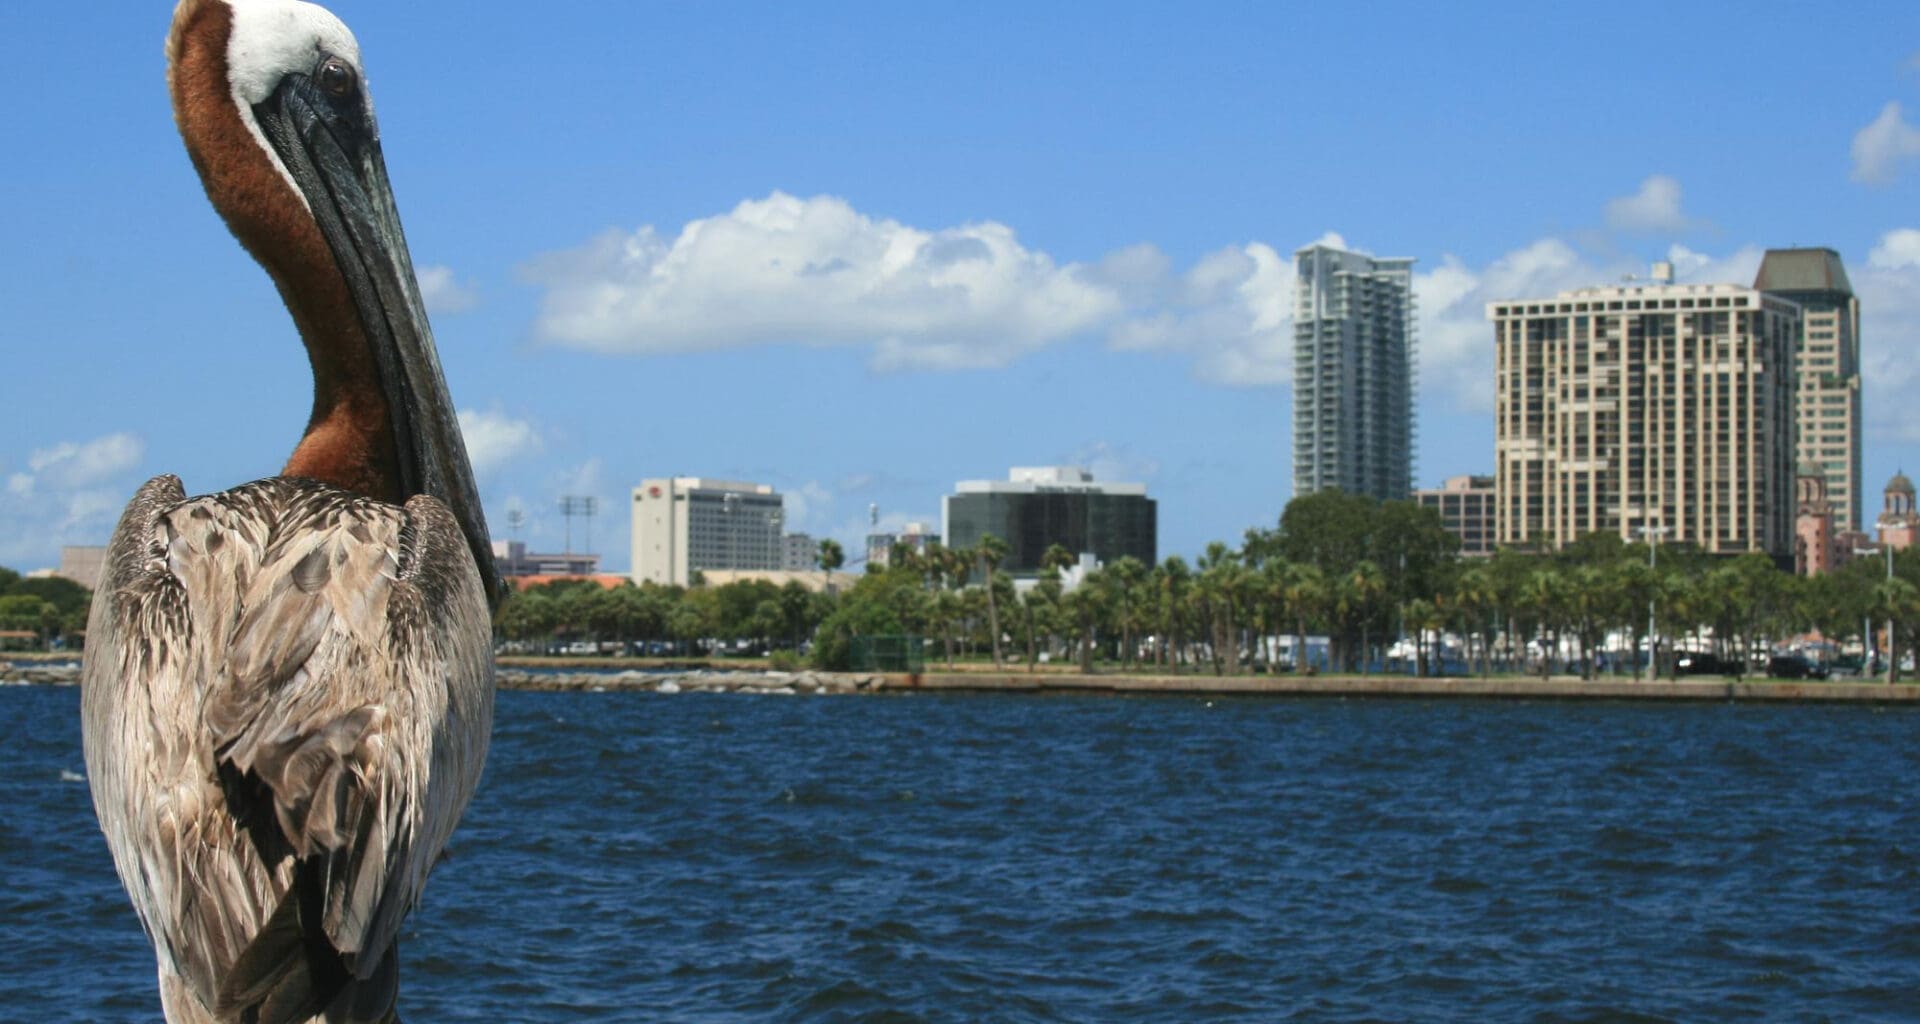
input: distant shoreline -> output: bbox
[7,656,1914,703]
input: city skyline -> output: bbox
[4,3,1917,575]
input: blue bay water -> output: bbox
[6,685,1919,1022]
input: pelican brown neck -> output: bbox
[168,0,500,604]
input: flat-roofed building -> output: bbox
[630,478,785,586]
[1755,248,1862,533]
[942,467,1156,575]
[492,540,601,578]
[1293,243,1417,502]
[866,522,940,569]
[1415,475,1496,557]
[1490,278,1798,560]
[781,532,818,572]
[57,546,107,590]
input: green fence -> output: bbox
[850,635,926,673]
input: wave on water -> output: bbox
[7,688,1920,1021]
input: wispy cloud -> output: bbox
[1057,440,1161,486]
[1859,227,1920,443]
[417,264,480,315]
[1851,102,1920,184]
[1107,243,1292,386]
[0,432,147,569]
[524,192,1298,386]
[1605,175,1696,233]
[457,407,542,478]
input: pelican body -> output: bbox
[82,2,498,1021]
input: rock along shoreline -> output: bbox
[7,660,1918,703]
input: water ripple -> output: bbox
[7,689,1920,1020]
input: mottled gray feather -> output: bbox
[82,475,491,1024]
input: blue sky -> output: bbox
[4,1,1918,573]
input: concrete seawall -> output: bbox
[882,671,1920,703]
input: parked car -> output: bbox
[1674,652,1732,676]
[1766,653,1828,680]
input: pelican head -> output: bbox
[168,0,498,603]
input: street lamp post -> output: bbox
[1880,545,1895,683]
[1853,545,1890,679]
[1636,525,1669,681]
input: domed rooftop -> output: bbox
[1890,470,1914,495]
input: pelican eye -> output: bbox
[318,57,357,99]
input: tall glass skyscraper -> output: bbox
[1292,243,1417,502]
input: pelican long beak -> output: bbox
[252,71,501,606]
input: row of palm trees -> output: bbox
[492,493,1919,682]
[814,496,1918,681]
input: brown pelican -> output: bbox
[82,1,499,1021]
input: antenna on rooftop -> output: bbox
[870,503,879,528]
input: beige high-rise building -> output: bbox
[1754,248,1862,533]
[1490,277,1798,559]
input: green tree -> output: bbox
[1282,563,1326,674]
[817,538,846,595]
[1451,566,1498,677]
[1520,569,1567,679]
[976,534,1010,669]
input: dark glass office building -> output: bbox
[942,468,1157,575]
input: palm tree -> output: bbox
[1155,556,1192,672]
[1282,563,1326,675]
[1520,568,1566,679]
[1348,560,1387,674]
[1063,570,1106,674]
[1102,556,1149,669]
[976,534,1010,669]
[1451,566,1498,677]
[1196,545,1249,674]
[1874,576,1920,683]
[817,538,845,596]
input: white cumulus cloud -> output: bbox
[1851,102,1920,184]
[1868,227,1920,270]
[417,264,480,315]
[525,192,1298,386]
[457,408,541,478]
[1605,175,1693,233]
[1858,228,1920,442]
[1109,243,1294,386]
[525,192,1123,371]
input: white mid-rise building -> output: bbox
[630,478,785,586]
